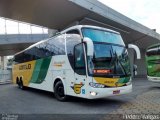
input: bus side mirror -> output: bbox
[83,37,94,56]
[128,44,141,59]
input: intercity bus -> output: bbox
[146,43,160,82]
[12,25,141,101]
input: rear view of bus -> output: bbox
[146,44,160,82]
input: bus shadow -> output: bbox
[16,86,129,106]
[68,96,127,106]
[16,87,54,99]
[148,86,160,90]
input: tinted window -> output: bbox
[14,47,39,63]
[14,34,66,63]
[47,34,66,55]
[158,46,160,55]
[94,44,112,58]
[146,46,159,56]
[89,43,130,76]
[14,53,25,63]
[66,30,81,69]
[82,28,125,46]
[67,30,80,35]
[74,43,86,75]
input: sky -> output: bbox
[98,0,160,33]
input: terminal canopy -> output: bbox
[0,0,159,54]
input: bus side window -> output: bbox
[47,35,66,55]
[66,30,81,70]
[158,46,160,55]
[147,46,158,56]
[74,43,86,75]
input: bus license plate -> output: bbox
[113,90,120,95]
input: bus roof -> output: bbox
[61,25,120,34]
[14,25,120,56]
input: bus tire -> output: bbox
[19,80,25,90]
[54,81,67,101]
[16,77,20,88]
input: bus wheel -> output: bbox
[19,80,25,90]
[54,81,67,101]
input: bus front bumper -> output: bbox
[87,84,132,99]
[147,76,160,82]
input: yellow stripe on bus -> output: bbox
[12,61,36,86]
[94,77,125,87]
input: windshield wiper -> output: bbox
[114,52,129,76]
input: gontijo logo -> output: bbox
[19,64,31,70]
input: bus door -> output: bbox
[73,43,87,95]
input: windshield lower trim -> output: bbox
[88,73,131,78]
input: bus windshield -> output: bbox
[82,28,131,77]
[82,28,125,46]
[146,45,160,77]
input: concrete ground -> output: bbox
[0,78,159,120]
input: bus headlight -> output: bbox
[90,91,97,96]
[89,82,105,88]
